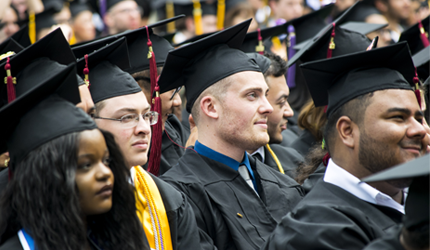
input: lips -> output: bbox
[96,184,113,197]
[254,119,268,129]
[132,139,148,150]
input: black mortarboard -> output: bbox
[42,0,64,12]
[246,52,270,74]
[0,29,77,106]
[413,46,430,81]
[0,63,95,164]
[70,1,93,18]
[339,0,380,23]
[300,42,415,117]
[153,0,217,17]
[0,38,24,61]
[75,37,141,103]
[399,15,429,55]
[18,7,59,33]
[158,19,261,112]
[293,22,388,50]
[72,15,184,74]
[287,2,371,67]
[289,3,334,44]
[240,24,290,53]
[88,0,133,16]
[11,25,32,48]
[362,154,429,230]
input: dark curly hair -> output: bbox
[0,129,148,250]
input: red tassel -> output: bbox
[322,152,331,166]
[413,68,422,108]
[4,57,16,103]
[145,26,163,176]
[256,28,264,55]
[83,54,90,88]
[418,20,430,48]
[324,105,328,113]
[327,23,336,59]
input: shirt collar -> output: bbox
[250,146,265,162]
[324,159,405,214]
[194,140,250,171]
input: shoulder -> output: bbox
[150,174,185,212]
[0,235,22,250]
[255,159,302,189]
[363,226,404,250]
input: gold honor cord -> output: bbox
[133,166,173,250]
[216,0,225,30]
[29,11,36,44]
[166,2,175,33]
[265,144,285,174]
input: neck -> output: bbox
[198,130,245,162]
[385,15,402,33]
[369,181,404,204]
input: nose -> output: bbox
[283,102,294,119]
[95,162,114,182]
[406,117,428,145]
[134,114,152,136]
[172,93,182,108]
[260,95,273,115]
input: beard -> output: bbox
[358,129,412,189]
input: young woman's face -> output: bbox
[76,129,114,216]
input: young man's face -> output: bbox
[105,0,141,34]
[357,89,428,178]
[217,71,273,151]
[270,0,304,21]
[387,0,411,20]
[95,91,151,167]
[265,75,293,144]
[160,89,182,127]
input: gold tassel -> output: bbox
[29,11,36,44]
[166,2,175,33]
[192,0,203,35]
[216,0,225,30]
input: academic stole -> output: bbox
[17,229,34,250]
[133,166,173,250]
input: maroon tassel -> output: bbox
[4,57,16,103]
[145,26,163,176]
[322,152,331,166]
[83,54,90,88]
[413,68,422,108]
[324,105,328,113]
[327,23,336,59]
[418,20,430,48]
[256,28,264,55]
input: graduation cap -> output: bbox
[75,36,141,103]
[10,25,32,48]
[240,24,290,53]
[399,15,429,55]
[287,2,376,67]
[337,0,380,23]
[0,28,77,105]
[18,7,59,33]
[0,38,24,62]
[41,0,65,12]
[158,19,261,113]
[288,3,334,44]
[72,15,184,75]
[88,0,134,17]
[0,64,96,165]
[70,1,93,18]
[362,154,429,230]
[413,46,430,81]
[246,52,270,74]
[300,42,416,117]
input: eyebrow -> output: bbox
[88,106,96,114]
[276,94,289,102]
[386,108,423,117]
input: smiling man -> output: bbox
[246,52,304,178]
[262,42,429,250]
[159,20,304,250]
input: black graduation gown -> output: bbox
[279,129,299,147]
[0,169,8,196]
[363,226,405,250]
[161,149,304,250]
[261,180,403,250]
[262,144,304,179]
[289,129,318,157]
[301,162,326,194]
[143,114,190,175]
[150,174,208,250]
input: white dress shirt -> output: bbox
[324,159,406,214]
[250,146,265,162]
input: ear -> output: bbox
[200,95,219,120]
[336,116,358,149]
[185,17,195,33]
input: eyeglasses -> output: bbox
[170,86,182,100]
[94,111,159,127]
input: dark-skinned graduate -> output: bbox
[362,154,429,250]
[159,19,304,250]
[261,42,428,250]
